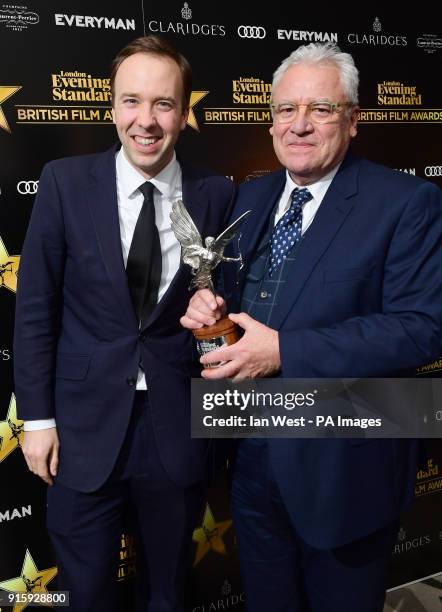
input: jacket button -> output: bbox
[126,377,136,386]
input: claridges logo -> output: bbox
[347,18,407,47]
[373,17,381,32]
[204,77,272,126]
[181,2,192,20]
[147,2,226,37]
[393,528,431,554]
[192,580,245,611]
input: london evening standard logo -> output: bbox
[14,72,207,129]
[415,458,442,497]
[15,70,113,124]
[118,533,136,581]
[146,2,226,37]
[358,82,442,124]
[347,17,407,47]
[54,13,136,30]
[417,355,442,372]
[204,77,272,125]
[0,4,39,31]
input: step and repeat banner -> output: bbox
[0,1,441,610]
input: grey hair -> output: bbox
[272,43,359,106]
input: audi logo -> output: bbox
[17,180,39,195]
[424,166,442,177]
[237,25,266,39]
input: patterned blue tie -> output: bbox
[269,187,312,277]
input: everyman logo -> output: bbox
[54,14,136,30]
[277,30,338,43]
[0,505,32,523]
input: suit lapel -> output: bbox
[140,162,211,329]
[236,171,286,287]
[180,162,211,237]
[86,145,137,326]
[270,156,359,329]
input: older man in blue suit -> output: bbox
[182,43,441,612]
[14,36,234,611]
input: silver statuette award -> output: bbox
[170,200,250,363]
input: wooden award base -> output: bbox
[193,315,239,367]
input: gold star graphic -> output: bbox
[192,503,232,566]
[0,86,21,134]
[0,549,57,612]
[0,394,24,463]
[187,90,209,132]
[0,236,20,293]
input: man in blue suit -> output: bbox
[181,43,440,611]
[14,36,234,611]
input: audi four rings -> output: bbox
[424,166,442,177]
[237,25,266,39]
[17,181,39,194]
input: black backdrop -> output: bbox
[0,2,441,610]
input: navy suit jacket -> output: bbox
[224,152,441,548]
[14,146,234,493]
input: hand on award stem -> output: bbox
[180,288,227,329]
[200,313,281,380]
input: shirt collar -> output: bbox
[284,163,341,205]
[116,147,180,199]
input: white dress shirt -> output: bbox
[274,164,341,231]
[24,147,182,431]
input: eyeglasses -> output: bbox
[270,101,353,124]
